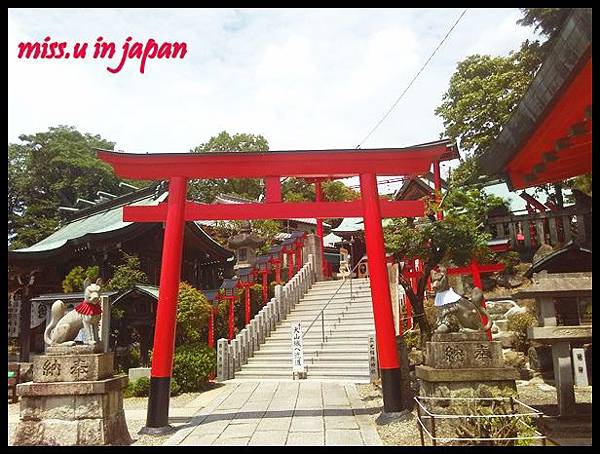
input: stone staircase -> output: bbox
[233,278,375,382]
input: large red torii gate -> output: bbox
[97,140,451,432]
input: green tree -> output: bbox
[435,46,543,158]
[438,8,572,187]
[282,177,315,202]
[105,253,149,291]
[61,265,100,293]
[189,131,269,202]
[8,125,143,249]
[517,8,573,55]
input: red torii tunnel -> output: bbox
[97,140,452,431]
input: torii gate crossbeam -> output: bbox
[97,141,452,432]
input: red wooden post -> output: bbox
[470,259,492,340]
[433,159,443,221]
[244,285,251,326]
[295,239,303,273]
[228,297,235,340]
[315,180,326,276]
[207,308,215,349]
[145,176,187,431]
[360,173,403,412]
[265,176,282,202]
[273,259,282,284]
[261,271,268,305]
[286,249,294,279]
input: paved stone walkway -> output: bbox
[164,381,383,446]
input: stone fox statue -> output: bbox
[44,278,103,347]
[430,266,492,334]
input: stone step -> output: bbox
[278,318,375,327]
[257,340,368,349]
[247,355,368,363]
[240,362,369,371]
[253,347,368,355]
[304,287,370,296]
[232,370,370,381]
[268,326,375,336]
[288,303,373,313]
[303,288,371,297]
[265,333,374,343]
[294,296,372,305]
[311,279,370,288]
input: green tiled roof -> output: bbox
[11,192,168,254]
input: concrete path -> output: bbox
[164,381,382,446]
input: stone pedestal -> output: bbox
[416,332,518,399]
[13,352,131,445]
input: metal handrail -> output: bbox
[302,259,364,342]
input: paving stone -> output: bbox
[256,416,292,432]
[286,431,324,446]
[290,415,324,432]
[219,422,258,439]
[212,436,250,445]
[325,429,364,446]
[180,432,220,446]
[324,415,359,430]
[248,430,288,446]
[193,419,230,435]
[230,410,265,425]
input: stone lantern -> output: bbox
[227,221,265,272]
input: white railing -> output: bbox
[216,254,317,381]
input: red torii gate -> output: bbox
[97,141,450,432]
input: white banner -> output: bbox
[291,322,305,373]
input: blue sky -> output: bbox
[8,8,540,195]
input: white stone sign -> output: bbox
[572,347,589,386]
[291,322,305,375]
[368,333,379,383]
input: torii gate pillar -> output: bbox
[360,173,403,412]
[143,176,188,433]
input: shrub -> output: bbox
[498,251,521,275]
[105,252,149,291]
[123,376,150,398]
[176,282,212,345]
[402,330,420,350]
[172,343,216,393]
[62,265,99,293]
[115,344,141,374]
[507,312,537,354]
[170,377,182,397]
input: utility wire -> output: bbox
[355,9,468,149]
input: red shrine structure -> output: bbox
[97,139,454,430]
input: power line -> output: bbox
[355,9,468,149]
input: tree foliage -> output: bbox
[62,265,100,293]
[105,253,149,291]
[8,125,144,249]
[438,8,572,187]
[435,44,543,156]
[188,131,269,202]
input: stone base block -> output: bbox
[425,339,504,369]
[418,377,518,400]
[13,409,131,445]
[46,344,104,356]
[33,352,114,383]
[416,365,519,382]
[13,375,131,446]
